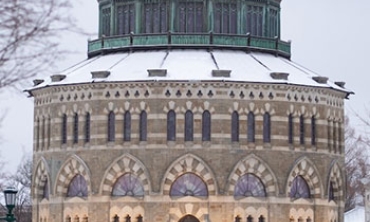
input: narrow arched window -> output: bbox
[47,117,51,147]
[108,111,115,142]
[113,215,119,222]
[36,118,40,150]
[263,112,271,143]
[327,119,332,150]
[167,110,176,141]
[66,216,72,222]
[247,215,253,222]
[290,175,310,199]
[140,111,147,141]
[311,116,316,145]
[333,121,337,152]
[329,181,335,201]
[288,114,293,144]
[214,2,237,34]
[42,117,45,148]
[144,2,168,33]
[258,215,265,222]
[73,113,78,144]
[67,174,88,197]
[185,110,194,141]
[246,5,263,36]
[202,111,211,141]
[124,111,131,141]
[85,113,90,143]
[62,114,67,144]
[112,173,145,197]
[231,111,239,142]
[170,173,208,197]
[247,112,255,142]
[116,3,136,35]
[177,1,204,33]
[234,173,266,197]
[338,122,342,153]
[299,115,305,145]
[42,179,49,199]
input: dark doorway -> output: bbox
[178,215,200,222]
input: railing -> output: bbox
[88,32,291,58]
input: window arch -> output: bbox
[170,173,208,197]
[214,1,237,34]
[73,113,78,144]
[67,174,88,197]
[112,173,144,197]
[85,113,90,143]
[140,111,147,141]
[42,117,45,148]
[202,111,211,141]
[177,1,204,33]
[185,110,194,141]
[247,112,255,142]
[263,112,271,143]
[234,173,266,197]
[299,115,305,145]
[116,1,136,35]
[245,5,263,36]
[288,114,293,144]
[290,176,310,199]
[62,114,67,144]
[167,110,176,141]
[108,111,115,142]
[311,116,316,145]
[36,118,40,150]
[124,111,131,141]
[143,1,168,33]
[231,111,239,142]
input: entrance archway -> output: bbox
[178,215,200,222]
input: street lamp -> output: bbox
[0,187,17,222]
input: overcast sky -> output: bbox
[0,0,369,172]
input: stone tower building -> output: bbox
[28,0,352,222]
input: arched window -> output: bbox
[306,217,312,222]
[268,8,278,38]
[231,111,239,142]
[170,173,208,197]
[246,5,263,36]
[290,176,310,199]
[247,216,253,222]
[140,111,147,141]
[113,215,119,222]
[329,181,335,201]
[43,179,49,199]
[327,119,332,150]
[47,117,51,147]
[85,113,90,143]
[263,112,271,143]
[338,122,342,153]
[67,174,88,197]
[214,1,237,34]
[73,113,78,144]
[112,173,144,197]
[299,115,305,145]
[177,1,204,33]
[101,7,111,36]
[62,114,67,144]
[234,215,241,222]
[288,114,293,144]
[42,117,45,148]
[36,118,40,150]
[234,173,266,197]
[116,1,136,35]
[311,116,316,145]
[144,2,168,33]
[247,112,255,142]
[333,121,337,151]
[185,111,194,141]
[108,111,115,142]
[66,216,72,222]
[167,110,176,141]
[179,215,200,222]
[202,111,211,141]
[258,215,265,222]
[124,111,131,141]
[298,218,303,222]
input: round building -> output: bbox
[29,0,351,222]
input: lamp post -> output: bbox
[0,187,17,222]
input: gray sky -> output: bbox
[0,0,369,172]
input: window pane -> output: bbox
[300,115,304,145]
[234,173,266,197]
[247,112,255,142]
[62,114,67,144]
[108,111,115,142]
[140,111,147,141]
[231,111,239,142]
[202,111,211,141]
[102,7,111,36]
[311,116,316,145]
[124,111,131,141]
[263,113,270,143]
[290,176,310,198]
[288,114,293,144]
[167,110,176,141]
[67,174,88,197]
[85,113,90,143]
[112,173,144,197]
[170,173,208,197]
[73,113,78,144]
[185,111,194,141]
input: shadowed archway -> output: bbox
[178,215,200,222]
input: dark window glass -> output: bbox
[124,111,131,141]
[108,111,115,142]
[311,116,316,145]
[101,7,111,36]
[85,113,90,143]
[112,173,144,197]
[67,174,88,197]
[179,215,199,222]
[214,2,237,33]
[338,122,342,153]
[43,179,49,199]
[140,111,147,141]
[144,2,168,33]
[299,115,304,145]
[247,112,255,142]
[290,176,310,199]
[247,216,253,222]
[42,117,45,148]
[234,173,266,197]
[170,173,208,197]
[268,8,278,37]
[263,112,271,143]
[258,215,265,222]
[47,117,51,148]
[167,110,176,141]
[117,4,135,35]
[329,181,335,201]
[231,111,239,142]
[185,111,194,141]
[62,114,67,144]
[178,2,204,32]
[333,121,337,151]
[246,5,263,36]
[73,113,78,144]
[36,118,40,150]
[202,111,211,141]
[288,114,293,144]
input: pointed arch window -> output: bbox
[234,173,266,197]
[112,173,145,197]
[66,216,72,222]
[311,116,316,145]
[338,122,342,153]
[202,111,211,141]
[47,117,51,147]
[258,215,265,222]
[247,112,255,142]
[185,111,194,141]
[167,110,176,141]
[36,118,40,150]
[108,111,115,142]
[214,1,237,34]
[116,2,136,35]
[67,174,88,197]
[124,111,131,141]
[144,2,168,33]
[170,173,208,197]
[288,114,293,144]
[299,115,305,145]
[246,5,263,36]
[140,111,147,141]
[290,175,310,199]
[43,179,49,199]
[231,111,239,142]
[327,119,332,150]
[263,112,271,143]
[85,113,90,143]
[73,113,79,144]
[333,121,337,151]
[42,117,45,148]
[177,1,204,33]
[268,8,278,38]
[101,7,111,36]
[329,181,335,201]
[62,114,67,144]
[247,216,253,222]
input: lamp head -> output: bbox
[4,187,18,210]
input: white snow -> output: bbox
[344,206,365,222]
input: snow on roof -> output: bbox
[28,49,352,95]
[344,206,365,222]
